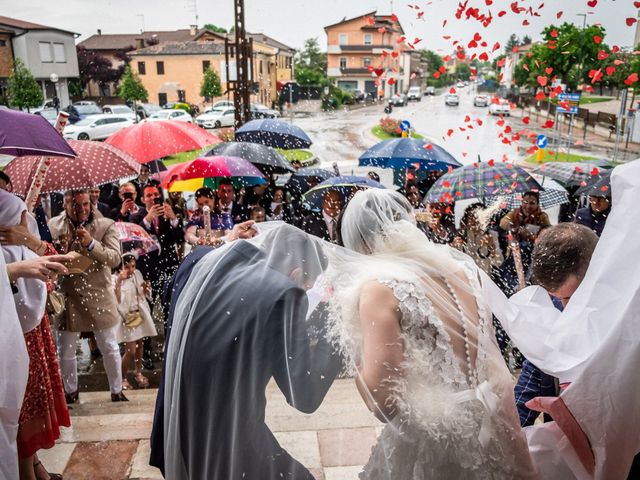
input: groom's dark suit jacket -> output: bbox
[150,241,340,479]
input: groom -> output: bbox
[150,224,341,479]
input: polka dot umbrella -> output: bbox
[4,140,141,197]
[105,119,222,164]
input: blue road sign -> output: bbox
[556,92,581,114]
[399,120,412,131]
[536,134,548,149]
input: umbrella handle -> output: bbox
[202,206,212,240]
[25,156,51,213]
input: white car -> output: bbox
[63,114,133,141]
[489,100,511,116]
[456,82,465,88]
[102,104,136,120]
[407,86,422,102]
[148,109,193,123]
[444,93,460,106]
[196,107,235,129]
[473,95,489,107]
[204,100,234,113]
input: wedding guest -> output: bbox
[251,206,267,223]
[110,183,140,222]
[575,194,611,237]
[420,202,455,244]
[452,203,503,275]
[302,190,343,242]
[215,179,249,227]
[89,186,110,217]
[267,187,290,222]
[131,164,160,207]
[114,254,157,390]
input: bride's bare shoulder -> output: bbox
[359,280,400,311]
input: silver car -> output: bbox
[444,93,460,106]
[473,95,489,107]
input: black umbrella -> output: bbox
[575,170,612,197]
[146,159,167,174]
[205,142,294,174]
[285,167,336,195]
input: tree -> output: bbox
[294,37,327,86]
[76,45,132,97]
[521,35,532,46]
[203,23,228,34]
[8,58,43,111]
[200,68,222,105]
[420,49,444,74]
[504,34,519,54]
[118,65,148,104]
[455,63,472,80]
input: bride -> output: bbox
[325,188,537,479]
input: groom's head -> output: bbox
[531,223,598,306]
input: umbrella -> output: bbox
[358,138,462,171]
[575,170,612,197]
[146,159,168,174]
[205,142,294,174]
[285,167,337,195]
[105,119,221,164]
[114,222,160,257]
[0,109,76,158]
[488,176,568,210]
[531,160,614,187]
[4,140,140,197]
[425,162,542,204]
[161,156,267,192]
[235,119,312,149]
[302,175,386,212]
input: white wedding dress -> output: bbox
[327,188,537,480]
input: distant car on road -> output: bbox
[444,93,460,106]
[353,89,372,102]
[407,86,422,102]
[63,114,133,141]
[473,95,489,107]
[35,108,58,125]
[456,82,465,88]
[102,104,136,120]
[390,93,407,106]
[424,86,435,96]
[196,107,235,129]
[250,103,280,119]
[489,100,511,116]
[148,109,193,123]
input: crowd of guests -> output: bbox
[0,163,614,478]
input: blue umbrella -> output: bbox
[235,119,312,149]
[302,175,385,212]
[285,167,336,195]
[359,138,462,172]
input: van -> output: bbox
[407,86,422,102]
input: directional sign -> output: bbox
[556,92,581,114]
[536,134,548,149]
[399,120,412,131]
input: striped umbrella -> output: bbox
[488,176,568,210]
[425,162,542,204]
[531,160,614,187]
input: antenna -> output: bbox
[136,14,145,33]
[187,0,199,28]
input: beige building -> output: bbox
[324,11,411,98]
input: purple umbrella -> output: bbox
[0,109,76,158]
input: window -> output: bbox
[158,92,167,106]
[363,57,372,68]
[364,34,373,45]
[339,57,347,69]
[0,40,6,47]
[202,60,210,73]
[339,34,348,45]
[38,42,52,62]
[177,90,186,102]
[156,61,165,75]
[138,61,146,75]
[53,43,66,63]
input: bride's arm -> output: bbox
[357,281,404,423]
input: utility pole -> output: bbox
[232,0,252,127]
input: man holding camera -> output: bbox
[109,183,140,222]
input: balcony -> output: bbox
[326,44,394,54]
[340,68,372,75]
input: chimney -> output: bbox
[189,24,197,36]
[97,29,102,35]
[135,38,145,49]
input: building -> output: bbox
[499,42,534,91]
[0,16,79,107]
[78,26,225,98]
[324,11,408,98]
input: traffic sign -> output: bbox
[556,92,581,114]
[536,134,548,149]
[399,120,412,131]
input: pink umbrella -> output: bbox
[114,222,160,257]
[105,119,222,164]
[4,140,140,197]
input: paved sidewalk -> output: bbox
[39,380,382,479]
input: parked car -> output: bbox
[102,104,136,120]
[204,100,234,113]
[456,82,465,88]
[407,86,422,102]
[63,114,133,141]
[195,107,235,129]
[473,95,489,107]
[136,103,162,119]
[424,86,436,96]
[390,93,407,106]
[250,103,280,119]
[489,100,511,116]
[63,104,103,123]
[73,100,98,107]
[34,108,59,126]
[444,93,460,106]
[148,109,194,123]
[352,89,372,102]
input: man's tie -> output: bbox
[330,218,338,242]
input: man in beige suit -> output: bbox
[48,190,128,402]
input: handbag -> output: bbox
[47,290,66,316]
[123,274,144,328]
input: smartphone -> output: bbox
[123,192,134,200]
[154,197,164,206]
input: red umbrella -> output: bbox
[4,140,140,197]
[105,120,222,164]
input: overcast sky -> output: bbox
[3,0,636,55]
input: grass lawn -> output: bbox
[276,149,314,162]
[525,150,598,164]
[551,96,613,106]
[163,145,314,167]
[372,125,424,140]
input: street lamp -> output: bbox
[576,12,593,29]
[49,73,60,112]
